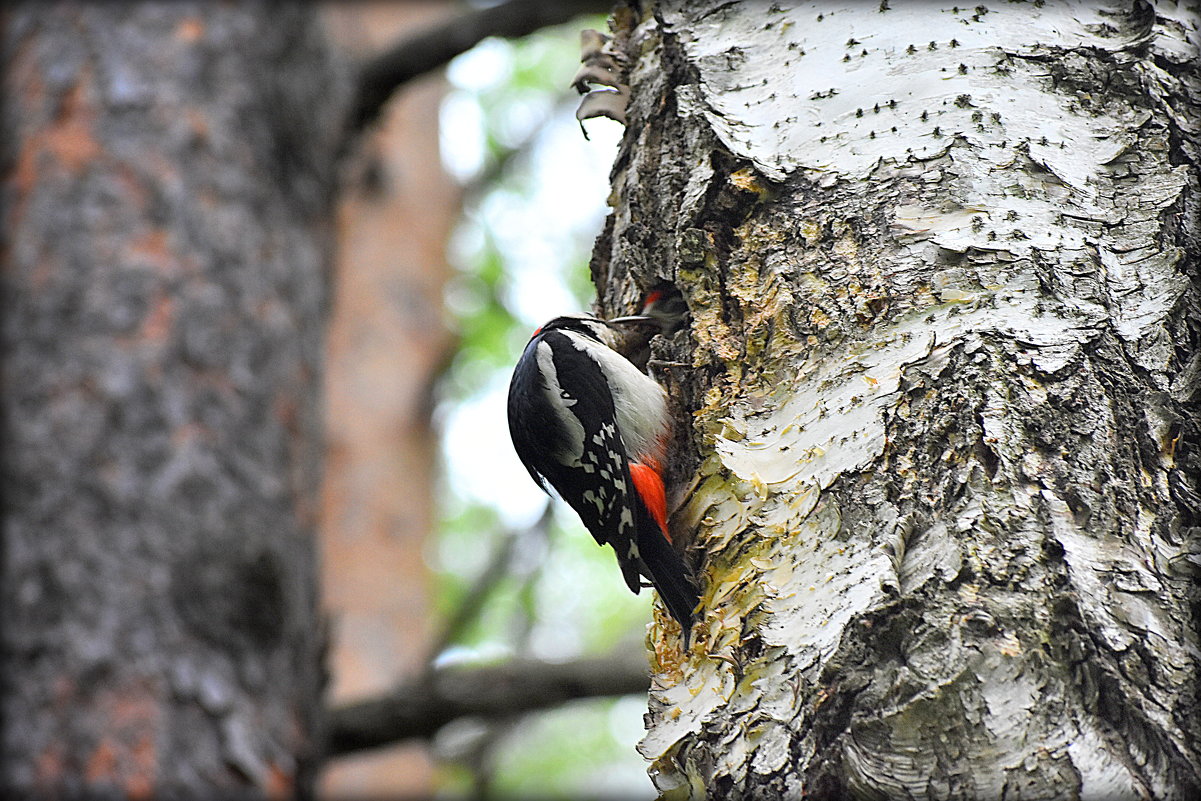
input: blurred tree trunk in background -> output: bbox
[318,3,458,799]
[593,1,1200,798]
[2,5,343,798]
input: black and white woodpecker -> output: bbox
[507,313,698,639]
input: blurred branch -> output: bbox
[450,504,552,795]
[424,502,553,664]
[343,0,611,140]
[325,652,650,756]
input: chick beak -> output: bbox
[605,315,656,326]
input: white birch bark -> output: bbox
[590,2,1201,798]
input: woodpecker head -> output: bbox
[602,287,690,337]
[531,314,610,344]
[640,288,689,332]
[531,313,652,349]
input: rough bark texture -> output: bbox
[2,4,344,798]
[591,1,1201,799]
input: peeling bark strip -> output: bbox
[2,5,344,798]
[592,1,1200,798]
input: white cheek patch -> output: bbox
[536,341,586,466]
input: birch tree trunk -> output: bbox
[590,2,1201,798]
[2,5,342,797]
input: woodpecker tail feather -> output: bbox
[635,519,699,646]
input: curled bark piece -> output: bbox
[574,27,629,137]
[576,85,630,126]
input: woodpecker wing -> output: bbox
[507,329,643,593]
[507,339,554,494]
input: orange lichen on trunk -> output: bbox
[85,740,117,783]
[34,745,66,792]
[138,292,176,343]
[265,761,295,800]
[42,77,102,173]
[77,683,161,799]
[174,17,205,42]
[8,67,104,259]
[128,228,174,271]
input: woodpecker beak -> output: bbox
[605,315,656,326]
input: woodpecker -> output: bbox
[639,287,690,334]
[507,314,698,639]
[602,287,690,373]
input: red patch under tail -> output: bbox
[629,461,670,543]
